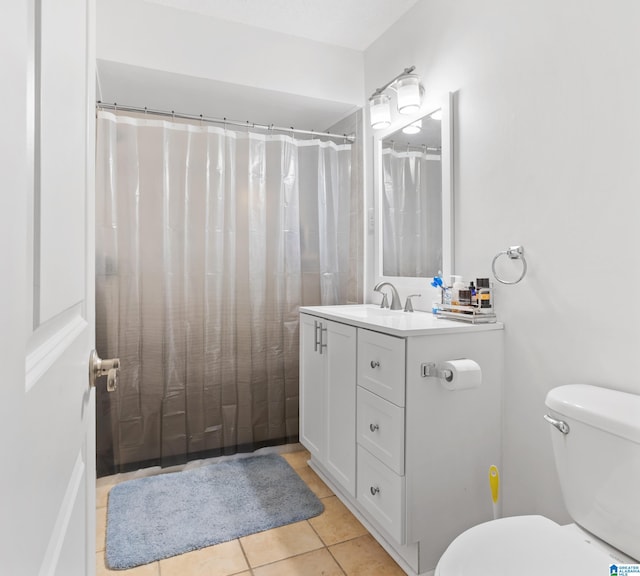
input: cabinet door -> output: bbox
[325,321,357,496]
[299,314,325,459]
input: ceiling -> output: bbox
[144,0,421,51]
[100,1,422,132]
[97,60,360,134]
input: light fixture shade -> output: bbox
[396,74,422,114]
[402,119,422,135]
[370,94,391,129]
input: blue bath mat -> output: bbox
[105,453,324,569]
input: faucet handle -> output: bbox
[404,294,421,312]
[379,292,389,309]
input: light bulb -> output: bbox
[396,74,422,114]
[369,94,391,130]
[402,120,422,135]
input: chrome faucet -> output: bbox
[373,281,402,310]
[403,294,421,312]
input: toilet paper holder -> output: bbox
[420,362,454,382]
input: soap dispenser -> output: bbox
[451,275,465,306]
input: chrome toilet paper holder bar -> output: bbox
[420,362,453,382]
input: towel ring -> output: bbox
[492,246,527,285]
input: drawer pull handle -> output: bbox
[370,360,380,369]
[369,423,379,432]
[370,486,380,496]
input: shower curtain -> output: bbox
[95,111,355,475]
[381,147,442,277]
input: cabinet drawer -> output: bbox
[357,386,404,475]
[357,329,405,406]
[357,445,405,544]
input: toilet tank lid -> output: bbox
[545,384,640,444]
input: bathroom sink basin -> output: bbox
[320,304,401,319]
[299,304,503,337]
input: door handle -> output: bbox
[89,349,120,392]
[318,324,327,354]
[314,320,327,354]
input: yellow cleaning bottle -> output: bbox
[489,465,500,519]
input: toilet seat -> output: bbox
[435,515,617,576]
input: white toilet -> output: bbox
[436,384,640,575]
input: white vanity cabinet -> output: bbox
[299,313,357,496]
[299,305,504,576]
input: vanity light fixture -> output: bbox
[369,66,423,129]
[370,93,392,130]
[402,119,422,135]
[396,74,421,114]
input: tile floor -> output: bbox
[96,446,406,576]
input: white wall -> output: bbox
[365,0,640,522]
[97,0,364,124]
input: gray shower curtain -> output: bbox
[95,111,356,475]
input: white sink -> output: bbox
[299,304,502,337]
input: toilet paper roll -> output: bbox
[440,358,482,390]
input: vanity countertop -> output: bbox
[300,304,504,337]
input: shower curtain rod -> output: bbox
[383,143,441,153]
[96,101,356,143]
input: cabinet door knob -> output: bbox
[370,486,380,496]
[369,423,379,432]
[370,360,380,369]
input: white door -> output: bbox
[0,2,96,575]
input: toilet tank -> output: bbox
[545,384,640,561]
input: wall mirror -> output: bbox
[374,93,453,283]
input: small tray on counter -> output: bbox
[435,304,497,324]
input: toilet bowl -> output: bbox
[435,384,640,575]
[435,515,632,575]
